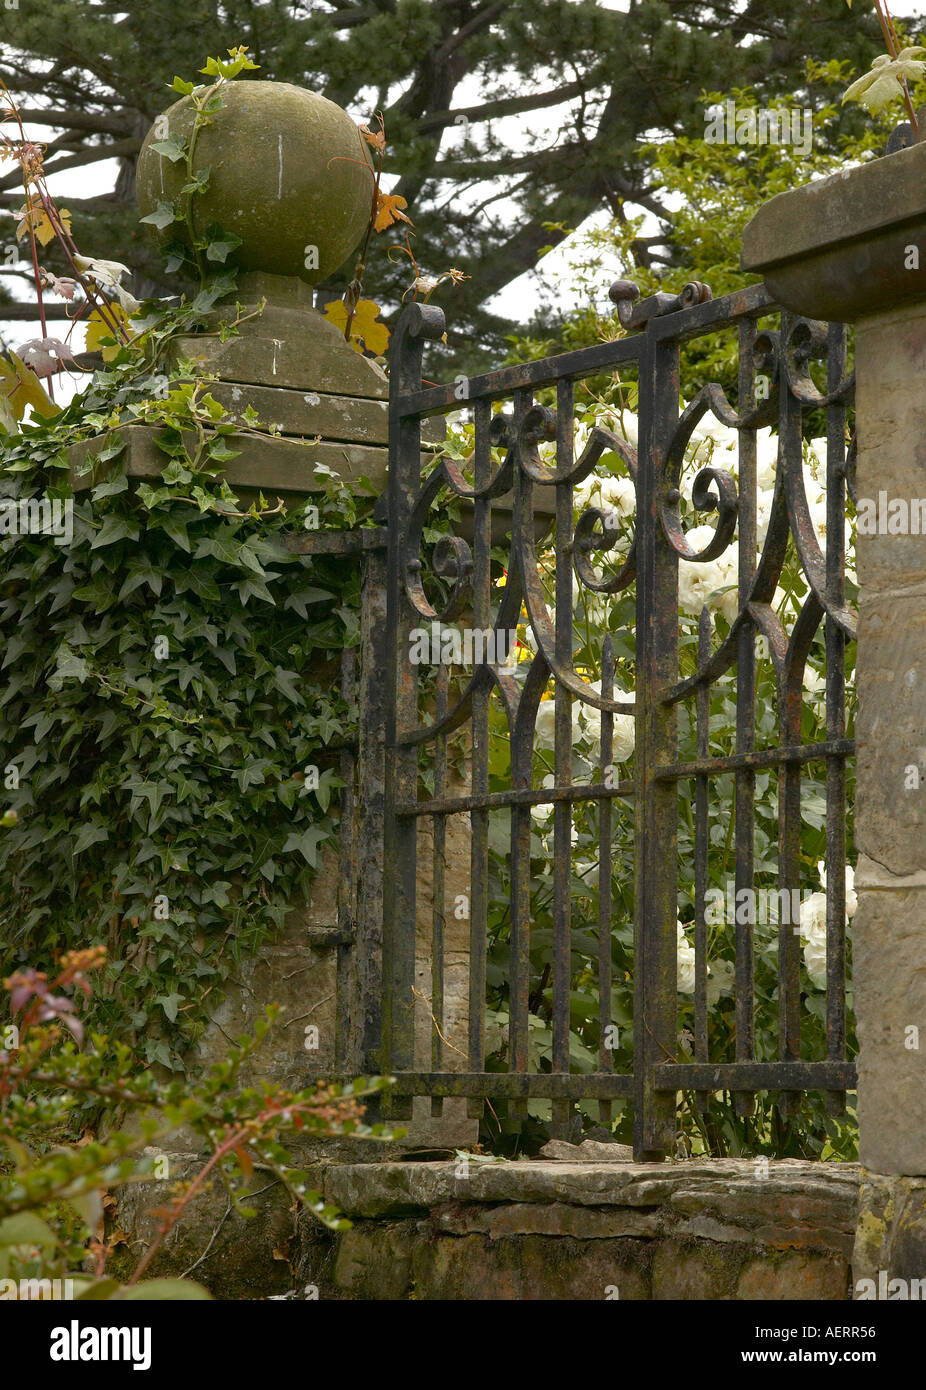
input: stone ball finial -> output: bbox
[136,80,373,284]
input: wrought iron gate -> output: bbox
[378,278,857,1159]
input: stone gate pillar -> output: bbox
[79,79,469,1145]
[742,139,926,1288]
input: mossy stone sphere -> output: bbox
[136,81,372,284]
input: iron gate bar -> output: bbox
[396,780,636,817]
[653,740,855,779]
[378,281,856,1157]
[824,320,849,1118]
[656,1062,858,1090]
[383,1072,636,1099]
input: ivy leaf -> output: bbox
[170,76,196,95]
[149,134,188,163]
[91,515,141,549]
[205,225,243,263]
[282,824,329,867]
[284,585,334,618]
[272,667,304,705]
[72,822,109,854]
[157,516,191,552]
[155,992,184,1024]
[139,201,178,230]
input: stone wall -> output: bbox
[290,1156,859,1301]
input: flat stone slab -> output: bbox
[323,1157,860,1257]
[539,1138,634,1161]
[308,1158,860,1300]
[69,422,387,496]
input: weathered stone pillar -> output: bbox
[742,140,926,1287]
[95,78,473,1151]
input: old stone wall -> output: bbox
[289,1156,859,1301]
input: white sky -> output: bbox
[2,0,924,408]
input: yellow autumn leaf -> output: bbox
[0,352,59,421]
[323,298,389,356]
[374,191,412,233]
[15,200,72,247]
[84,305,132,361]
[37,207,71,247]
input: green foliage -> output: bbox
[0,952,400,1298]
[506,62,905,391]
[0,288,372,1075]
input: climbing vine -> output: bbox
[0,49,376,1071]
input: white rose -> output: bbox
[534,698,556,749]
[676,920,696,994]
[799,890,828,947]
[706,957,736,1007]
[599,473,636,517]
[817,861,857,919]
[804,938,828,991]
[688,416,738,454]
[755,429,779,491]
[756,486,775,543]
[611,711,635,764]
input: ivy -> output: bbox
[0,309,373,1073]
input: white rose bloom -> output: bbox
[806,437,827,480]
[677,525,738,620]
[804,665,826,700]
[677,920,696,994]
[688,416,738,455]
[611,710,636,764]
[799,870,856,989]
[804,937,828,991]
[599,473,636,517]
[817,861,857,919]
[799,891,828,948]
[572,680,635,763]
[756,486,775,543]
[534,698,557,749]
[613,411,639,446]
[755,429,779,491]
[706,957,736,1008]
[573,475,598,510]
[573,700,602,753]
[531,775,555,825]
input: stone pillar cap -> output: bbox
[137,79,373,285]
[741,141,926,321]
